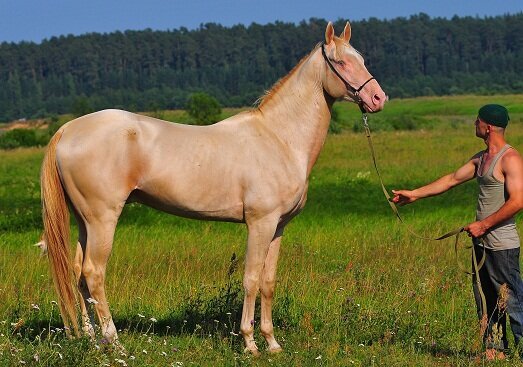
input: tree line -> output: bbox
[1,13,522,122]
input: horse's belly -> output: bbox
[128,189,245,223]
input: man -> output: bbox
[392,104,523,359]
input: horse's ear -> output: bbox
[325,22,335,44]
[340,21,351,43]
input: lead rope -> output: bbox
[360,111,488,320]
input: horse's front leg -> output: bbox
[240,214,279,356]
[260,227,283,353]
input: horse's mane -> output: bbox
[255,43,323,109]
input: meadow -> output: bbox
[2,95,523,366]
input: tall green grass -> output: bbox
[1,95,523,366]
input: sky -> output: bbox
[1,0,522,44]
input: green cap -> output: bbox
[478,104,510,128]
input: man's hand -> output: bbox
[391,189,418,206]
[464,221,489,238]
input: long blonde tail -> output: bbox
[41,130,79,337]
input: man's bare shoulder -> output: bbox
[505,147,523,161]
[501,147,523,173]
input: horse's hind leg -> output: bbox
[81,214,119,343]
[260,227,284,353]
[74,244,96,338]
[71,211,96,339]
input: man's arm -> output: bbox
[392,158,477,206]
[465,151,523,237]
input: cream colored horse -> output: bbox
[41,21,386,354]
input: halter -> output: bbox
[321,43,375,112]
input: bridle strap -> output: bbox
[356,76,375,94]
[321,43,375,102]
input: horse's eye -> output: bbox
[337,60,345,66]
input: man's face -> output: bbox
[475,117,488,138]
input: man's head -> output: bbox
[478,104,510,128]
[475,104,510,139]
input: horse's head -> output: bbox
[322,21,387,113]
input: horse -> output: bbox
[40,21,386,355]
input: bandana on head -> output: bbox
[478,104,510,128]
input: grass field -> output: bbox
[2,95,523,366]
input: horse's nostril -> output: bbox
[373,94,381,104]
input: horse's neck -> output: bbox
[258,49,333,177]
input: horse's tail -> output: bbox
[41,130,79,337]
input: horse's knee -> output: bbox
[243,276,259,296]
[260,277,276,299]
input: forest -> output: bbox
[0,13,522,122]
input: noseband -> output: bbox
[321,43,374,111]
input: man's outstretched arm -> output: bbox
[392,158,477,206]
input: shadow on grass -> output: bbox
[416,343,480,361]
[116,279,245,338]
[12,255,249,344]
